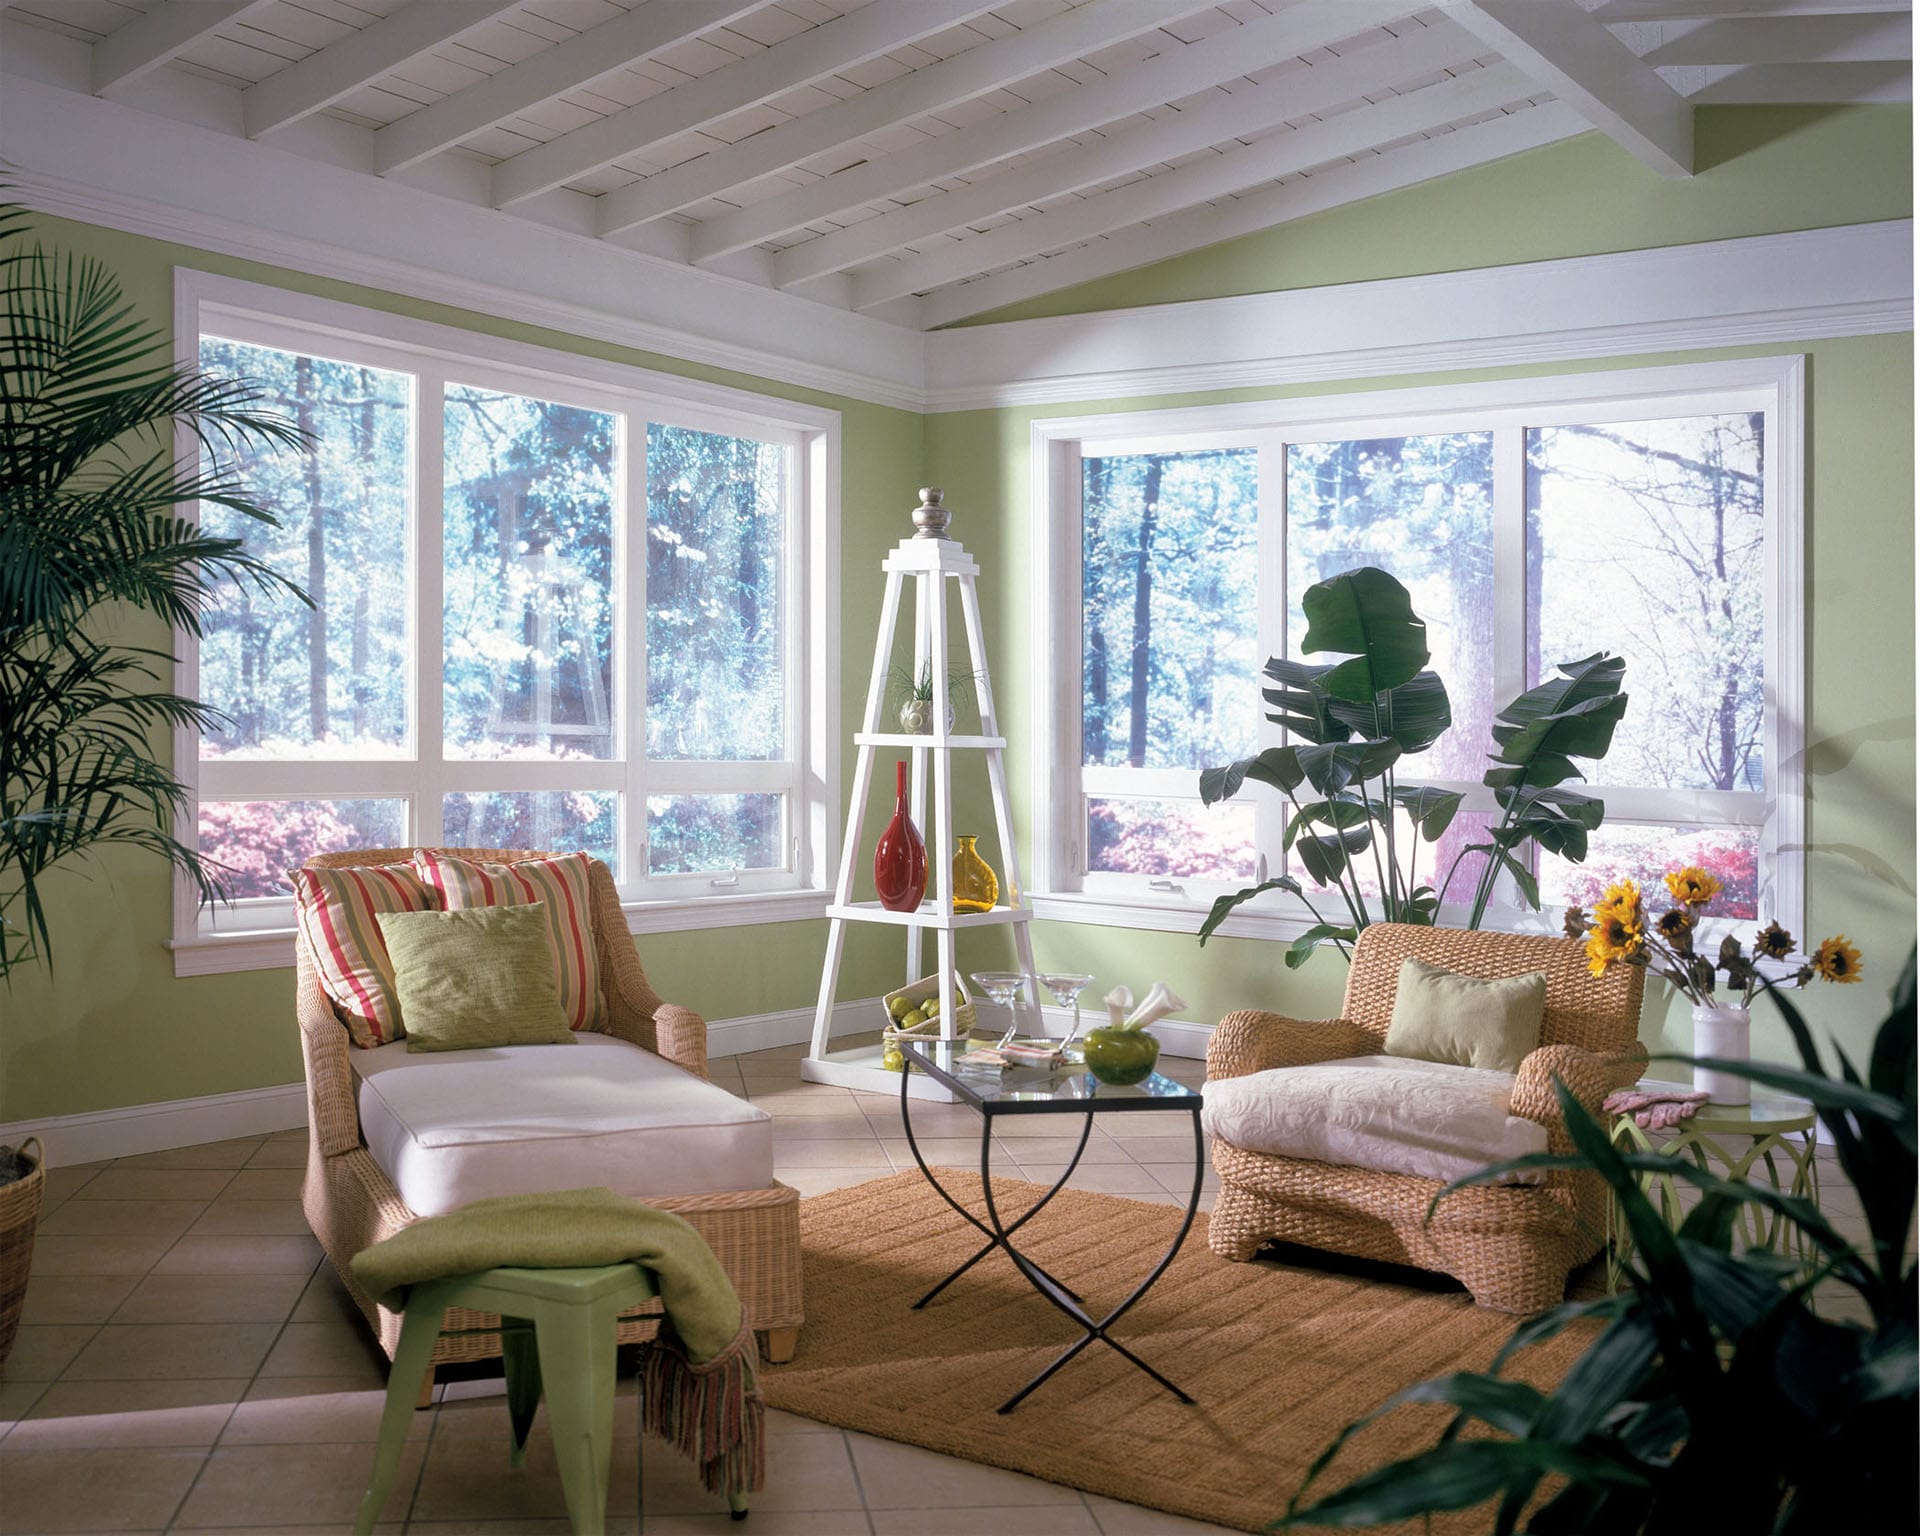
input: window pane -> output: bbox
[197,339,411,759]
[1083,449,1259,770]
[647,425,787,761]
[1540,823,1759,921]
[1087,798,1255,880]
[198,798,407,899]
[1286,434,1495,781]
[441,791,619,871]
[647,794,784,875]
[1530,415,1765,791]
[442,386,618,762]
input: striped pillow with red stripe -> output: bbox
[291,864,438,1048]
[412,850,605,1031]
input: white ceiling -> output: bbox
[3,0,1910,329]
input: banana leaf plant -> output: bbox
[1198,566,1627,968]
[0,193,309,979]
[1278,954,1918,1534]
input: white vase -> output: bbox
[1692,1002,1751,1105]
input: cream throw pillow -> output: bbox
[1383,956,1546,1074]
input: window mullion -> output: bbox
[414,366,445,848]
[624,412,649,888]
[1255,434,1288,882]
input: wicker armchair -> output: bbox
[1205,923,1646,1313]
[296,847,803,1374]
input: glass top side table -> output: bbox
[896,1037,1205,1414]
[1606,1078,1820,1291]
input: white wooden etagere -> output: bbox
[802,489,1038,1102]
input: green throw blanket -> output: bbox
[350,1187,763,1497]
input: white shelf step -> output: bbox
[800,1043,963,1103]
[826,901,1032,930]
[854,732,1007,749]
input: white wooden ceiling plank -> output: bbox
[242,0,528,136]
[778,19,1480,290]
[491,0,1000,207]
[1438,0,1692,175]
[594,0,1192,235]
[92,0,278,94]
[863,62,1532,307]
[687,0,1420,264]
[372,0,768,173]
[1682,58,1912,96]
[911,98,1590,326]
[1589,0,1908,19]
[1643,13,1911,63]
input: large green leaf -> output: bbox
[1496,784,1606,861]
[1294,738,1401,796]
[1283,923,1356,970]
[1260,657,1354,745]
[1284,796,1371,850]
[1298,566,1431,703]
[1196,875,1302,945]
[1198,746,1304,807]
[1392,785,1463,841]
[1327,668,1452,753]
[1483,652,1629,791]
[1296,825,1371,886]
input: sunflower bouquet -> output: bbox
[1565,866,1863,1007]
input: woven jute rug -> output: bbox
[763,1172,1593,1534]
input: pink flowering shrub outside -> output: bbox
[1553,830,1760,920]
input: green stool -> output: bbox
[353,1263,750,1535]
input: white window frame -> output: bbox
[169,271,839,975]
[1029,355,1805,945]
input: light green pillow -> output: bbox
[376,903,576,1053]
[1383,956,1546,1074]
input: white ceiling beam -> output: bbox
[909,99,1589,328]
[92,0,275,97]
[1588,1,1909,19]
[1643,13,1911,63]
[687,0,1416,265]
[1684,59,1912,97]
[490,0,996,209]
[595,0,1194,237]
[373,0,770,176]
[870,64,1533,311]
[243,0,526,139]
[1439,0,1691,175]
[806,22,1483,299]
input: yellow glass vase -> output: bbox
[951,835,998,914]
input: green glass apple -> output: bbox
[1082,1026,1161,1086]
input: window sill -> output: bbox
[1029,890,1572,944]
[169,888,833,977]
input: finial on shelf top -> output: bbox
[911,486,951,540]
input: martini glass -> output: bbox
[1037,971,1096,1050]
[969,970,1030,1048]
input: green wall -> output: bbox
[0,212,919,1122]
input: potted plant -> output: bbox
[1198,565,1629,967]
[0,193,308,1365]
[889,658,984,735]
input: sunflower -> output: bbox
[1585,907,1643,977]
[1811,935,1864,984]
[1753,922,1795,961]
[1562,905,1589,939]
[1664,867,1723,907]
[1594,878,1643,924]
[1655,906,1695,950]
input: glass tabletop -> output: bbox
[897,1036,1202,1115]
[1627,1079,1816,1134]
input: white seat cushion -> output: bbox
[1202,1054,1548,1187]
[350,1032,774,1217]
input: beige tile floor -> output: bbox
[0,1045,1881,1535]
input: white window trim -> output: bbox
[1029,354,1806,946]
[169,269,840,973]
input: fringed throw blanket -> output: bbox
[350,1187,764,1498]
[1603,1086,1711,1131]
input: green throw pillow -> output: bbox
[376,903,576,1053]
[1383,956,1546,1074]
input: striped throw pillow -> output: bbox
[412,850,605,1030]
[291,864,438,1048]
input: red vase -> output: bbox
[872,760,927,912]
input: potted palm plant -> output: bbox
[0,192,308,1365]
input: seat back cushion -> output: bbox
[378,904,577,1053]
[1384,957,1546,1073]
[1202,1055,1549,1186]
[292,863,439,1048]
[413,849,604,1030]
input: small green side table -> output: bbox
[1606,1082,1820,1292]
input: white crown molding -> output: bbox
[922,217,1914,410]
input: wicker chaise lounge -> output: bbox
[295,847,803,1377]
[1205,923,1646,1313]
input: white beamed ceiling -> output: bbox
[2,0,1909,331]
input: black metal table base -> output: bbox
[899,1064,1206,1413]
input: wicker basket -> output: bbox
[0,1137,44,1370]
[881,973,977,1037]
